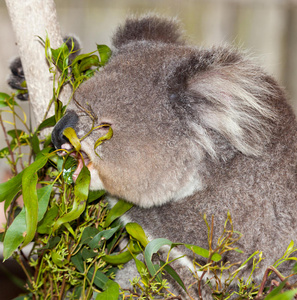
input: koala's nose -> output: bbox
[51,110,79,149]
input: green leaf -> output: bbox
[94,126,113,156]
[7,129,25,139]
[88,190,106,203]
[126,222,149,247]
[63,127,81,151]
[0,92,10,101]
[37,115,56,131]
[37,205,59,234]
[37,184,53,221]
[160,260,187,292]
[71,251,84,273]
[88,225,120,249]
[104,199,133,228]
[53,165,90,231]
[3,208,26,260]
[97,45,112,66]
[184,244,221,262]
[264,286,297,300]
[89,267,109,290]
[31,132,40,154]
[77,55,99,73]
[22,155,49,247]
[71,51,100,82]
[95,280,119,300]
[55,99,64,123]
[133,256,149,284]
[3,184,53,259]
[144,238,173,280]
[0,93,18,107]
[81,248,97,260]
[40,236,60,250]
[103,250,134,265]
[0,170,23,203]
[80,227,100,245]
[51,42,69,71]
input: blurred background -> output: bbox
[0,0,297,298]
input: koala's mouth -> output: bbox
[60,143,92,182]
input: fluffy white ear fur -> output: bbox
[188,64,277,157]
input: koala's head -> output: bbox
[52,15,281,208]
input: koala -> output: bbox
[47,15,297,298]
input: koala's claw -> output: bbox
[8,57,29,101]
[7,36,81,101]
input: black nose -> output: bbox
[51,110,79,149]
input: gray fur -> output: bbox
[52,15,297,298]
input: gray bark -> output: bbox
[5,0,71,129]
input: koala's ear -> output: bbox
[167,49,278,159]
[112,15,184,48]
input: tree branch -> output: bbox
[5,0,71,131]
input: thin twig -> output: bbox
[0,114,17,174]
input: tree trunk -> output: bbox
[5,0,71,130]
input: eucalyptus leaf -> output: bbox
[3,208,26,260]
[264,287,297,300]
[0,170,23,204]
[53,165,90,231]
[77,55,99,73]
[71,251,84,273]
[88,225,120,249]
[160,260,187,292]
[80,227,100,245]
[55,99,64,123]
[51,42,69,71]
[37,205,59,234]
[37,115,56,131]
[184,244,222,262]
[95,280,119,300]
[88,266,109,290]
[7,129,25,139]
[97,45,112,66]
[31,132,40,154]
[104,199,133,228]
[40,236,61,250]
[126,222,149,248]
[133,256,149,284]
[3,184,53,259]
[94,125,113,156]
[22,155,49,247]
[37,184,54,220]
[81,248,97,260]
[0,93,18,107]
[88,189,106,203]
[103,250,134,265]
[144,238,173,280]
[63,127,81,151]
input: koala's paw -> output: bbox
[7,36,81,101]
[8,57,28,101]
